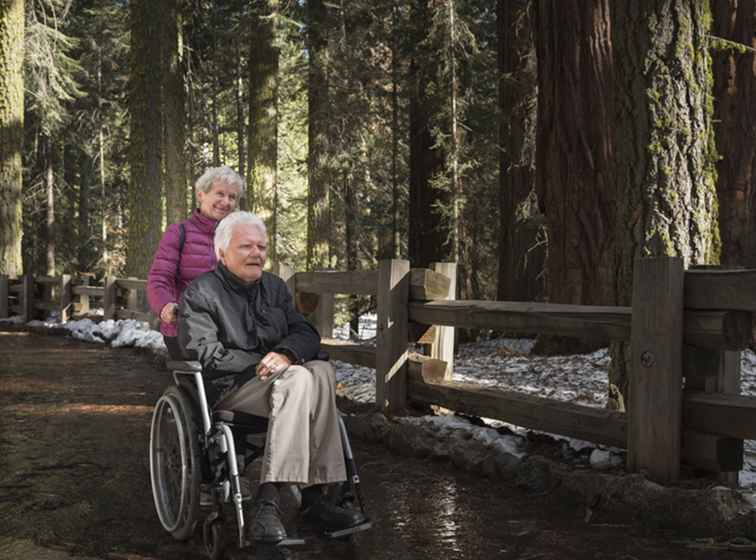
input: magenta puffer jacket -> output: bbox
[147,209,219,337]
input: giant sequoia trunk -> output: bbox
[161,0,187,225]
[535,0,613,308]
[307,0,332,270]
[610,0,719,402]
[249,0,279,251]
[712,0,756,267]
[127,0,164,277]
[408,0,454,269]
[496,0,540,302]
[0,0,24,276]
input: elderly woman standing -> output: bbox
[148,166,244,358]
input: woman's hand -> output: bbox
[160,302,178,324]
[256,352,292,381]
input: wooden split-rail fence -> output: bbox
[1,257,755,486]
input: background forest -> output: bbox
[0,0,755,364]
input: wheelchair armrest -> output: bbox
[167,360,202,372]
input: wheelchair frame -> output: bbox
[149,360,370,559]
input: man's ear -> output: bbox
[217,248,226,264]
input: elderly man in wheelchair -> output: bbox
[149,211,370,558]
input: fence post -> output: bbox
[59,274,72,323]
[315,293,335,339]
[430,262,457,380]
[21,273,34,323]
[0,275,8,319]
[103,276,117,319]
[376,259,410,415]
[77,274,92,315]
[628,256,684,483]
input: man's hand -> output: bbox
[160,302,178,324]
[256,351,292,380]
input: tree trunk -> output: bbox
[127,0,164,277]
[712,0,756,267]
[610,0,719,404]
[408,0,454,269]
[162,0,187,225]
[535,0,613,307]
[307,0,331,270]
[0,0,24,276]
[235,43,245,180]
[248,0,279,223]
[496,0,540,303]
[78,151,92,273]
[390,1,400,259]
[44,137,55,275]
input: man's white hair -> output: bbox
[214,211,267,258]
[195,165,245,198]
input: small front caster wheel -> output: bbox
[203,518,227,560]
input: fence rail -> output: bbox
[1,257,755,486]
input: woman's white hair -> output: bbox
[214,211,267,258]
[195,166,245,198]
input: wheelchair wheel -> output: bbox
[150,385,202,540]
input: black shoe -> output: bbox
[303,495,367,532]
[250,484,287,543]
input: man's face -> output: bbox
[219,223,268,283]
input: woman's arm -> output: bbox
[147,223,182,319]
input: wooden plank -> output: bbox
[430,262,456,380]
[9,283,22,294]
[71,285,104,298]
[103,277,117,320]
[375,259,410,414]
[408,300,740,349]
[628,257,684,483]
[127,288,139,312]
[35,301,58,312]
[406,358,627,448]
[59,274,72,322]
[296,292,320,315]
[295,270,378,295]
[681,431,743,472]
[0,275,8,318]
[683,391,756,439]
[409,300,632,340]
[35,275,59,285]
[685,268,756,310]
[116,277,147,291]
[320,339,376,368]
[409,268,452,301]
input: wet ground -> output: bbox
[0,330,752,560]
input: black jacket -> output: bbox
[178,264,321,388]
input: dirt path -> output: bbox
[0,330,752,560]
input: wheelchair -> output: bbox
[149,360,371,560]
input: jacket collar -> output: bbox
[189,208,219,233]
[216,262,263,296]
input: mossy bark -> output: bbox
[127,0,164,278]
[610,0,719,403]
[711,0,756,267]
[249,0,279,259]
[0,0,24,276]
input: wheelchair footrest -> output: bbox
[323,520,373,540]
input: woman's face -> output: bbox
[197,181,240,221]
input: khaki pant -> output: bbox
[215,360,346,485]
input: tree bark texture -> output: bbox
[712,0,756,267]
[408,0,454,269]
[162,0,187,225]
[307,0,332,270]
[0,0,24,276]
[535,0,613,306]
[610,0,719,401]
[497,0,541,302]
[249,0,279,230]
[128,0,164,277]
